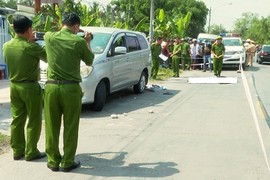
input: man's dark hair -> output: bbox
[13,15,32,34]
[62,13,81,26]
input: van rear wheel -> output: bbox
[134,71,146,94]
[92,81,106,111]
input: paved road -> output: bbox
[0,68,270,179]
[251,63,270,125]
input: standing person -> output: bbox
[181,38,191,71]
[171,37,181,77]
[161,38,168,68]
[246,40,256,67]
[211,36,225,77]
[3,15,47,161]
[161,39,171,68]
[151,37,162,79]
[203,40,212,72]
[167,39,174,69]
[190,39,202,69]
[44,13,94,172]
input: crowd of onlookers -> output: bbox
[150,36,217,78]
[150,36,260,79]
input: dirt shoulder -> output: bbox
[0,133,10,155]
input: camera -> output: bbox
[77,31,94,40]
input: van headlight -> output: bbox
[80,65,93,78]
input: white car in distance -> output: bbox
[222,36,246,70]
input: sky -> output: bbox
[200,0,270,30]
[86,0,270,31]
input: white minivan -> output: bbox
[39,27,151,111]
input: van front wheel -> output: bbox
[92,81,106,111]
[134,71,146,94]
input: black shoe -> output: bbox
[13,154,24,160]
[47,164,59,172]
[26,152,46,161]
[60,161,81,172]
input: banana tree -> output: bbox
[154,9,168,38]
[154,9,192,39]
[170,12,192,38]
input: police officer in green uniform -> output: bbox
[211,36,225,77]
[151,37,162,79]
[181,38,191,71]
[171,37,181,77]
[44,13,94,172]
[3,15,47,161]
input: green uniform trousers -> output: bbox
[172,56,180,76]
[151,57,160,79]
[213,58,223,76]
[182,54,191,70]
[10,82,42,160]
[44,83,82,168]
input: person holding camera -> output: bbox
[44,13,94,172]
[3,15,47,161]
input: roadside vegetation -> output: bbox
[2,0,270,43]
[2,0,209,40]
[154,68,174,81]
[0,133,10,154]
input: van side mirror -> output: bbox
[115,46,127,54]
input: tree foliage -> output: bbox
[110,0,208,38]
[233,13,270,44]
[4,0,208,40]
[209,24,227,35]
[0,0,16,9]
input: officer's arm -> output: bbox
[211,45,217,57]
[29,43,47,62]
[80,40,94,66]
[173,46,181,55]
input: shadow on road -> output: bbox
[75,151,180,178]
[81,87,180,118]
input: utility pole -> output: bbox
[149,0,154,45]
[207,7,211,33]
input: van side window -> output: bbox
[126,36,140,52]
[136,35,148,50]
[110,33,126,56]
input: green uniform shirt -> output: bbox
[44,28,94,82]
[211,42,225,57]
[168,44,174,53]
[3,35,46,82]
[151,43,162,59]
[173,43,181,57]
[181,42,190,55]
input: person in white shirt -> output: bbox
[190,39,202,69]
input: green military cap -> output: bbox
[216,36,222,40]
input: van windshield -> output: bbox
[35,33,112,55]
[222,39,242,46]
[90,33,111,54]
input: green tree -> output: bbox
[0,0,17,9]
[109,0,208,37]
[154,8,192,39]
[19,0,34,6]
[209,24,227,35]
[233,13,270,44]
